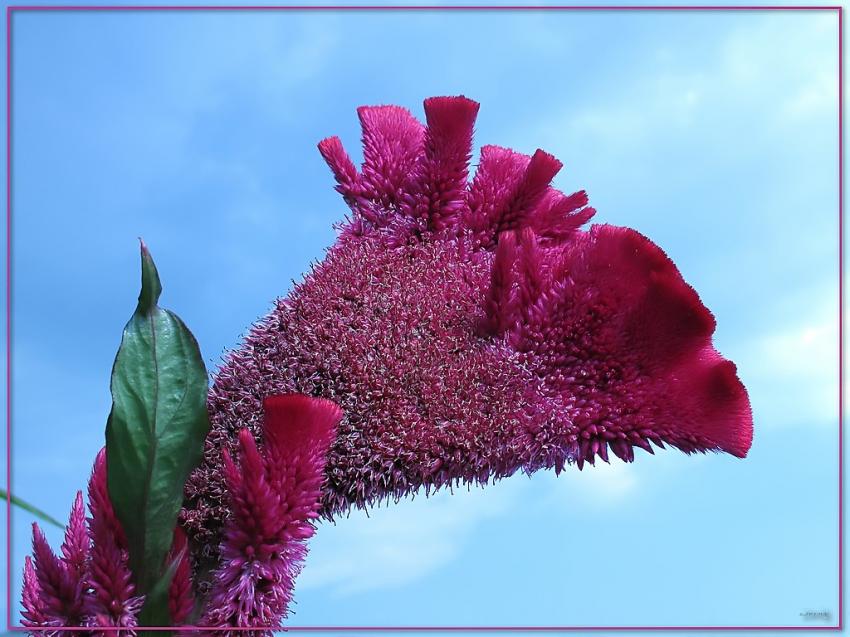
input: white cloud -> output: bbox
[735,289,839,428]
[720,13,837,125]
[781,68,836,121]
[545,457,640,508]
[523,13,836,163]
[300,455,647,597]
[298,477,529,596]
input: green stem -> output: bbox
[0,488,64,529]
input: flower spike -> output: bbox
[357,104,424,209]
[200,395,342,633]
[85,449,143,635]
[22,450,144,636]
[167,528,195,625]
[59,492,87,578]
[404,96,479,230]
[26,523,86,632]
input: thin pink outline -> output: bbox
[4,3,843,633]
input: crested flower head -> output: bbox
[183,96,753,558]
[200,394,341,635]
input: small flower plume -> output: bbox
[21,394,338,633]
[167,528,195,626]
[182,96,753,561]
[21,450,143,636]
[200,394,341,635]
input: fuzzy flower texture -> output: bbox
[183,95,754,559]
[23,396,341,635]
[22,450,147,636]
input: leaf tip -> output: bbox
[137,238,163,314]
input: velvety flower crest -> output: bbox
[181,95,752,560]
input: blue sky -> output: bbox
[0,3,841,632]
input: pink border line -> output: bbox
[0,4,841,11]
[5,1,10,633]
[838,3,844,633]
[1,4,845,8]
[4,3,843,633]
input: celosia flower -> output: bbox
[21,450,143,636]
[27,524,85,631]
[84,449,144,634]
[21,393,337,633]
[199,394,341,635]
[167,528,195,625]
[22,503,87,633]
[182,96,753,559]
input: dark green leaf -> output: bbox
[0,488,63,529]
[137,240,163,314]
[137,551,182,636]
[105,242,210,624]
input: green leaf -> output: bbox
[137,551,182,636]
[0,488,63,529]
[105,241,210,624]
[137,239,163,314]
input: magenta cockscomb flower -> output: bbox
[199,394,341,634]
[20,394,337,634]
[183,95,753,557]
[167,528,195,625]
[22,451,143,636]
[22,501,87,633]
[22,493,90,631]
[84,449,144,634]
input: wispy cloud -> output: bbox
[735,286,839,429]
[300,456,647,597]
[564,458,639,501]
[720,13,837,125]
[299,477,529,596]
[535,458,642,515]
[519,12,836,171]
